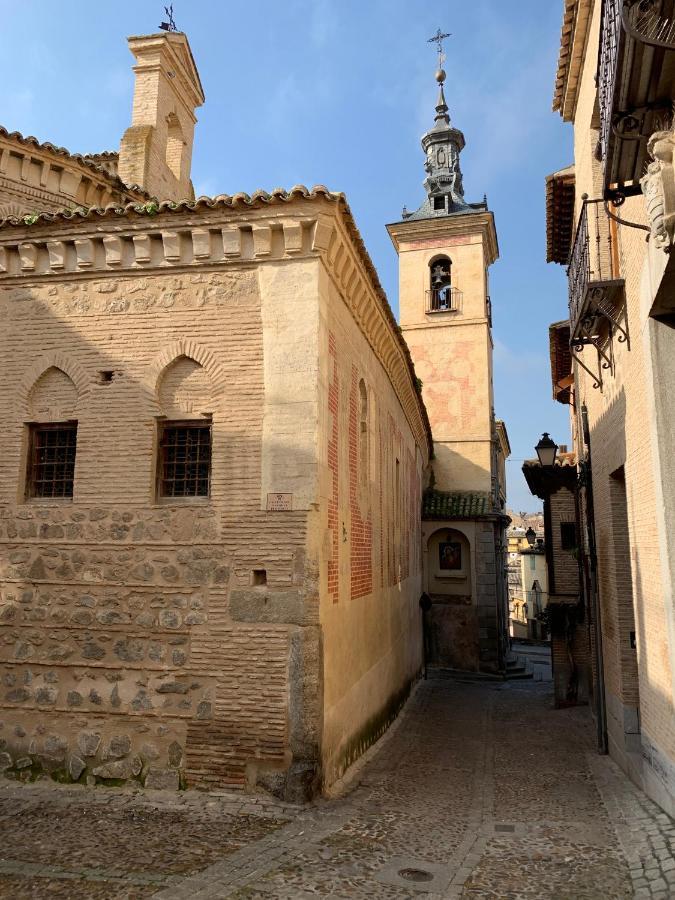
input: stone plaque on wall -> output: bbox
[266,492,293,511]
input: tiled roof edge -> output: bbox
[0,126,149,199]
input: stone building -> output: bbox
[0,26,507,796]
[509,537,549,643]
[387,67,510,673]
[537,0,675,816]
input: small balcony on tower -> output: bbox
[598,0,675,201]
[426,286,462,313]
[567,198,628,390]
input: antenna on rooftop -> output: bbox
[159,4,178,32]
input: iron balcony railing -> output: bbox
[598,0,623,169]
[567,199,618,331]
[425,286,462,313]
[567,198,628,390]
[597,0,675,197]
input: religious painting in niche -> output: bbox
[439,540,462,571]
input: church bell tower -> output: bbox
[387,34,508,674]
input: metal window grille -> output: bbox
[27,422,77,499]
[158,421,211,498]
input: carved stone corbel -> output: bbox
[641,130,675,251]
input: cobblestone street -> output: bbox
[1,676,673,899]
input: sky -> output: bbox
[0,0,573,512]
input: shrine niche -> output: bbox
[427,527,471,601]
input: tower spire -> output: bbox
[400,29,486,221]
[435,76,449,125]
[427,28,451,124]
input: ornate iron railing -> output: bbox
[567,199,616,330]
[623,0,675,48]
[598,0,623,165]
[567,199,628,390]
[425,286,462,313]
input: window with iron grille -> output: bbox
[560,522,577,551]
[157,421,211,499]
[26,422,78,499]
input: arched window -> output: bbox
[359,379,368,485]
[428,256,452,311]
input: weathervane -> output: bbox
[427,28,451,70]
[159,4,178,32]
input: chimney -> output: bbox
[559,444,568,454]
[118,31,205,201]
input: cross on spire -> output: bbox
[427,28,451,68]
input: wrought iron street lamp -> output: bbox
[535,433,559,467]
[525,527,536,547]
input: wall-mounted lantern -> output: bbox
[535,432,559,468]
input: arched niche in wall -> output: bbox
[165,112,185,180]
[28,367,78,421]
[427,526,472,601]
[157,355,213,419]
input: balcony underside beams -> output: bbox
[570,280,628,391]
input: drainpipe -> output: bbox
[581,403,608,754]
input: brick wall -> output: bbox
[551,616,591,708]
[549,487,579,595]
[318,263,425,786]
[567,0,675,799]
[0,266,303,791]
[348,365,373,600]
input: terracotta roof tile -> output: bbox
[553,0,593,119]
[0,125,149,198]
[422,490,491,519]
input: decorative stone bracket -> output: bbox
[641,130,675,252]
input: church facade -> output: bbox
[0,29,506,797]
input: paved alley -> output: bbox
[0,677,673,899]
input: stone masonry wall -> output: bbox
[0,195,430,798]
[0,263,305,792]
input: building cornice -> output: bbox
[552,0,594,120]
[0,185,432,462]
[495,419,511,457]
[386,210,499,266]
